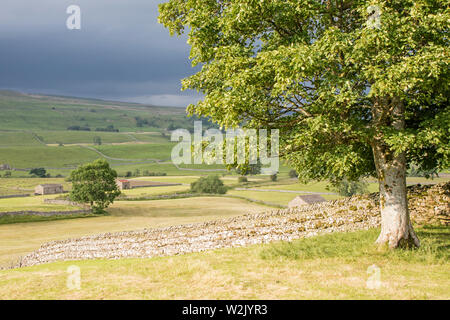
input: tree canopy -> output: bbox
[160,0,449,248]
[159,0,448,180]
[69,159,121,213]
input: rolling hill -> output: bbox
[0,90,223,175]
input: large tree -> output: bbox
[70,159,121,213]
[159,0,449,248]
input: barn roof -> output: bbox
[37,184,63,188]
[288,194,326,207]
[296,194,326,203]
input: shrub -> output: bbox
[270,174,277,181]
[331,179,368,197]
[29,168,47,178]
[95,125,119,132]
[236,161,262,176]
[93,136,102,145]
[408,165,439,179]
[289,170,298,178]
[141,171,167,176]
[67,125,90,131]
[238,176,248,183]
[190,175,227,194]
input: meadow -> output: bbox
[0,226,448,299]
[0,197,267,267]
[0,90,189,132]
[0,195,78,213]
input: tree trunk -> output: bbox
[371,97,420,249]
[372,142,420,248]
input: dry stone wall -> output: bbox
[43,199,86,207]
[0,209,91,218]
[16,183,449,268]
[0,194,30,199]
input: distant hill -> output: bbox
[0,90,209,132]
[0,90,224,174]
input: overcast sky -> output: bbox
[0,0,202,107]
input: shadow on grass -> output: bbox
[260,226,449,264]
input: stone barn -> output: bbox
[288,194,327,208]
[116,179,131,190]
[0,164,11,171]
[35,184,64,195]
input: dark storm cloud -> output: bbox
[0,0,201,107]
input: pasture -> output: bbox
[0,90,188,132]
[0,195,78,213]
[0,226,448,299]
[0,197,267,267]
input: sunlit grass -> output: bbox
[120,185,190,197]
[1,226,448,299]
[0,195,78,213]
[0,197,266,267]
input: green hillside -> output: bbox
[0,90,190,132]
[0,90,226,175]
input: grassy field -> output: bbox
[0,90,189,132]
[0,212,98,226]
[0,197,267,267]
[0,178,70,190]
[0,131,41,147]
[131,175,243,186]
[36,131,137,145]
[94,143,174,160]
[0,187,30,197]
[228,189,341,205]
[0,195,79,213]
[0,145,100,168]
[120,185,191,197]
[0,226,448,299]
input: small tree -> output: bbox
[190,175,227,194]
[69,159,121,213]
[29,168,47,178]
[238,176,248,183]
[332,179,369,197]
[236,161,262,176]
[408,165,439,179]
[93,136,102,145]
[289,170,298,179]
